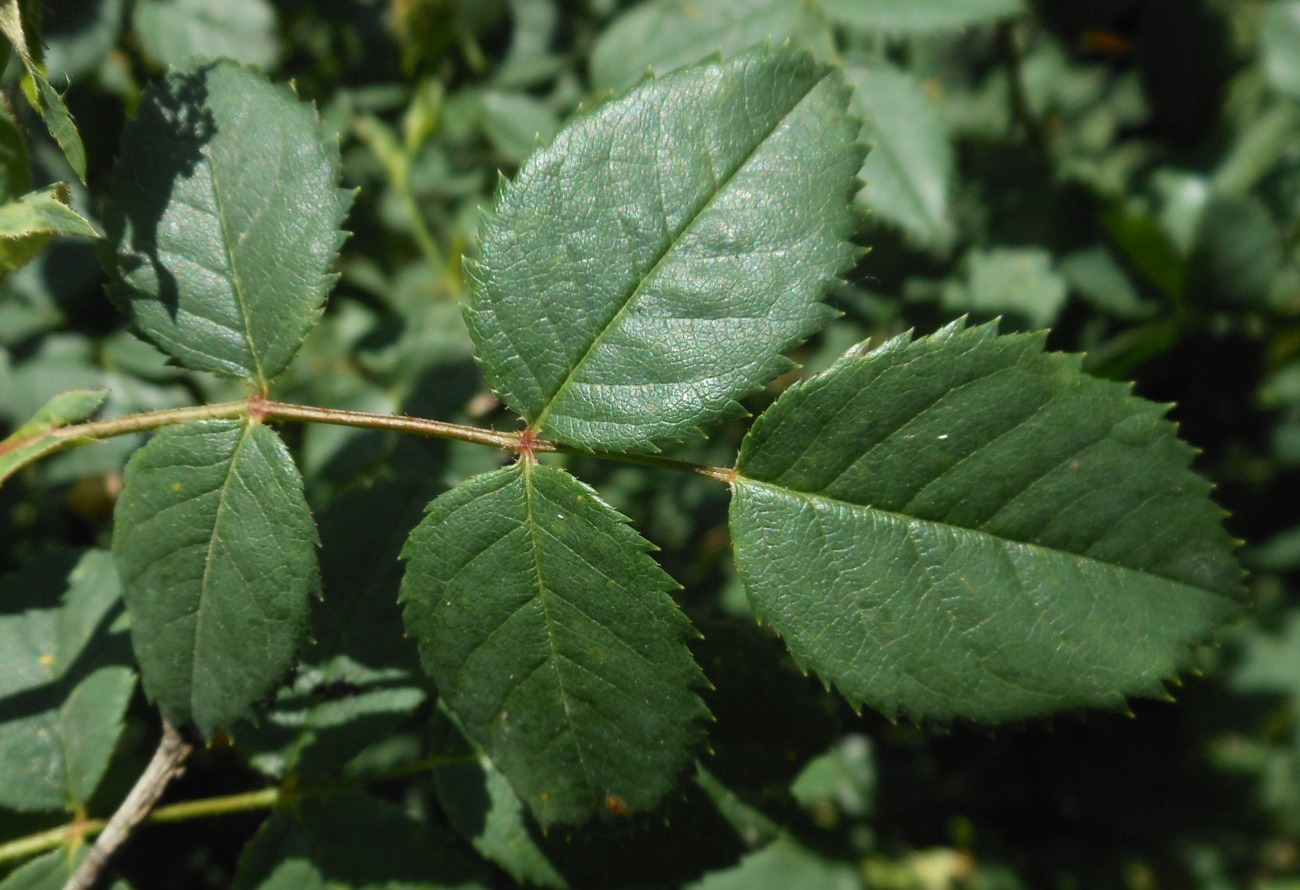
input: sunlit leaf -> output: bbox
[468,47,863,452]
[731,320,1242,722]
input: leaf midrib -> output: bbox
[520,462,598,808]
[734,476,1237,600]
[192,420,255,718]
[529,67,834,434]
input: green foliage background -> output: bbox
[0,0,1298,888]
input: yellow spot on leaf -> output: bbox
[39,654,54,667]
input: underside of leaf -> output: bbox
[730,319,1243,723]
[466,46,864,453]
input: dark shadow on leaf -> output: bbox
[102,64,217,323]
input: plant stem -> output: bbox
[0,400,248,459]
[62,720,195,890]
[2,396,736,491]
[256,399,526,450]
[0,752,481,871]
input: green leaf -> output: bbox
[1187,194,1283,308]
[0,183,100,274]
[1059,246,1153,320]
[132,0,280,70]
[687,836,861,890]
[29,73,88,183]
[0,99,33,203]
[941,247,1069,328]
[1098,202,1187,299]
[0,388,107,487]
[239,481,432,779]
[0,0,89,182]
[729,320,1242,723]
[113,418,318,736]
[1261,1,1300,100]
[0,550,134,811]
[231,789,488,890]
[589,0,835,93]
[820,0,1023,33]
[401,461,708,826]
[436,757,568,889]
[105,60,352,386]
[43,0,124,82]
[479,90,558,164]
[847,63,953,250]
[467,47,863,452]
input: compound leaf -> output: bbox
[467,47,863,453]
[730,320,1242,722]
[105,60,351,386]
[589,0,834,93]
[401,462,708,826]
[113,418,318,736]
[0,550,134,812]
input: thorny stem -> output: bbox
[62,721,195,890]
[0,752,479,873]
[1,396,732,485]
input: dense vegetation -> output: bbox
[0,0,1297,888]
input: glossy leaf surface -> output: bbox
[731,320,1242,722]
[105,60,350,385]
[467,47,863,452]
[401,462,708,825]
[0,550,134,811]
[113,418,317,736]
